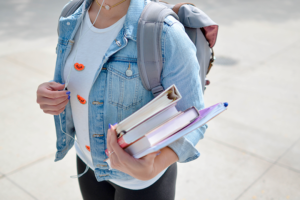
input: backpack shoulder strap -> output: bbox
[137,2,179,97]
[57,0,84,35]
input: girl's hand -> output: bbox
[106,124,160,181]
[36,82,70,115]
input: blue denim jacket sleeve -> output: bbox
[161,16,207,163]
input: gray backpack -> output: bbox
[58,0,218,97]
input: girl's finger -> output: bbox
[106,125,119,168]
[37,95,68,106]
[106,127,113,154]
[39,87,69,99]
[109,125,132,163]
[40,97,69,111]
[106,123,117,155]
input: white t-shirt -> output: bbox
[64,10,166,190]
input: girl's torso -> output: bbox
[53,0,206,183]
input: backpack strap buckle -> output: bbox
[151,85,165,97]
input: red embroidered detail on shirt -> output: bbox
[86,145,91,152]
[74,63,85,71]
[77,95,87,104]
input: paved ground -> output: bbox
[0,0,299,199]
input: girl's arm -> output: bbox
[106,125,178,181]
[152,146,179,174]
[161,16,207,163]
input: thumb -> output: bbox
[48,82,65,91]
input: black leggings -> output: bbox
[77,156,177,200]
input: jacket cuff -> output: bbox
[167,125,207,163]
[168,137,200,163]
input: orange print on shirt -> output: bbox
[77,95,87,104]
[74,63,85,71]
[86,145,91,152]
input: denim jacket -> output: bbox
[53,0,207,182]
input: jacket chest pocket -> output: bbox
[107,59,145,110]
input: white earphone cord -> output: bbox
[60,0,106,179]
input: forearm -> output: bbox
[153,147,178,176]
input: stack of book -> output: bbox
[106,85,228,159]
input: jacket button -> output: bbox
[93,134,103,137]
[126,63,132,77]
[115,39,121,47]
[97,164,107,167]
[92,101,103,105]
[126,70,132,77]
[99,174,109,177]
[67,22,70,25]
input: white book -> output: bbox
[115,85,182,136]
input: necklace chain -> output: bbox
[95,0,127,10]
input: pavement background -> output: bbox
[0,0,299,199]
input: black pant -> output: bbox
[77,156,177,200]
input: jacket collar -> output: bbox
[80,0,147,41]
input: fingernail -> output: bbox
[109,124,112,129]
[66,91,70,95]
[68,95,70,100]
[113,123,118,126]
[156,151,161,156]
